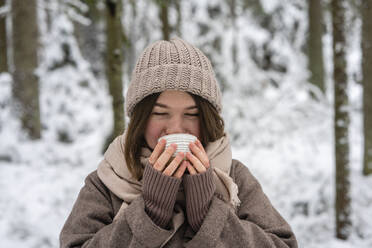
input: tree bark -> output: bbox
[332,0,351,240]
[174,0,181,36]
[103,0,125,151]
[0,0,8,72]
[74,0,104,77]
[308,0,325,94]
[159,0,170,40]
[362,1,372,175]
[12,0,41,139]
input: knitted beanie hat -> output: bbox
[125,37,222,117]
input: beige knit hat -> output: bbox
[125,37,222,117]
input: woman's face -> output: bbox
[144,90,200,150]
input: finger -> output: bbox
[186,152,206,173]
[186,161,197,175]
[195,140,206,153]
[153,144,177,171]
[189,142,210,168]
[173,160,188,178]
[148,139,166,165]
[163,152,184,176]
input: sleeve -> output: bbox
[142,163,182,229]
[185,161,298,248]
[59,172,178,248]
[183,166,215,232]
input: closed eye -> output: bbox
[152,112,198,117]
[152,112,168,115]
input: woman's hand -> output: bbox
[148,139,188,178]
[185,140,210,175]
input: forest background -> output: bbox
[0,0,372,247]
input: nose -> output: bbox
[166,116,185,134]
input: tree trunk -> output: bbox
[44,0,53,32]
[12,0,41,139]
[103,0,125,151]
[332,0,351,240]
[159,0,170,40]
[228,0,239,75]
[174,0,181,36]
[362,1,372,175]
[307,0,325,94]
[0,0,8,72]
[74,0,104,77]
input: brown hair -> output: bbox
[124,92,225,180]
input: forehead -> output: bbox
[155,90,196,107]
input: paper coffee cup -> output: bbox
[158,133,197,156]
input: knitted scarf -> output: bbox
[97,132,240,224]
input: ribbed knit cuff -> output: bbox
[142,163,181,229]
[183,166,216,232]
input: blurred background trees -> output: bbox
[331,0,351,240]
[11,0,41,139]
[156,0,171,40]
[0,0,8,73]
[102,0,125,150]
[307,0,325,95]
[73,0,104,78]
[0,0,372,245]
[362,1,372,176]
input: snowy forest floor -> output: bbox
[1,71,372,248]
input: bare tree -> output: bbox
[361,1,372,175]
[332,0,351,240]
[0,0,8,72]
[174,0,182,36]
[307,0,325,94]
[157,0,170,40]
[12,0,41,139]
[103,0,125,151]
[73,0,104,77]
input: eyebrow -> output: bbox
[154,103,198,110]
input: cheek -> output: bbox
[144,120,163,149]
[191,121,201,139]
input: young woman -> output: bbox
[60,37,298,247]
